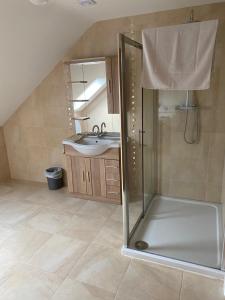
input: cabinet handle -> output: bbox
[105,165,118,169]
[87,171,91,183]
[108,79,112,94]
[108,192,120,195]
[82,171,85,182]
[106,179,119,182]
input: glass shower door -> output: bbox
[119,34,144,246]
[119,34,156,246]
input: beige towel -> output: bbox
[142,20,218,90]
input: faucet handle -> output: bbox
[92,125,100,135]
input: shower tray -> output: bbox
[129,196,223,270]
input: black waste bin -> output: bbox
[45,167,64,190]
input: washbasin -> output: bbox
[63,134,120,156]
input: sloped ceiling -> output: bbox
[0,0,223,125]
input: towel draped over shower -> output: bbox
[142,20,218,90]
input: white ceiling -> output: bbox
[0,0,223,126]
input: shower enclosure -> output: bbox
[119,33,224,278]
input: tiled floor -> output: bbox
[0,180,223,300]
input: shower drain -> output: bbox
[135,240,149,250]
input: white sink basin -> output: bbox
[63,135,120,156]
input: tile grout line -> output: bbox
[49,238,127,299]
[23,235,92,299]
[113,259,132,300]
[179,272,184,300]
[18,261,67,300]
[49,275,68,299]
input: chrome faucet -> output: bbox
[100,122,106,134]
[92,125,100,135]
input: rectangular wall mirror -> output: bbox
[65,57,120,135]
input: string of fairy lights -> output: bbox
[129,20,138,189]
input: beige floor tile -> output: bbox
[52,278,115,300]
[93,219,123,249]
[0,224,16,246]
[109,206,123,223]
[26,186,86,213]
[28,191,86,214]
[29,234,88,279]
[78,201,117,219]
[0,264,61,300]
[115,260,182,300]
[0,182,41,201]
[0,227,51,263]
[0,200,40,226]
[26,208,73,234]
[180,272,224,300]
[0,183,14,197]
[0,262,16,287]
[61,213,107,242]
[25,187,66,207]
[69,243,130,294]
[51,196,86,214]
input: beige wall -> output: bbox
[158,88,225,203]
[0,127,10,182]
[4,64,72,182]
[3,2,225,188]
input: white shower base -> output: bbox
[126,196,224,276]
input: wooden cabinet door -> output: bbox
[85,158,93,196]
[111,56,119,114]
[71,156,87,194]
[66,156,74,193]
[91,158,106,198]
[105,56,119,114]
[105,57,114,114]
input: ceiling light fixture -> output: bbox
[29,0,49,6]
[79,0,97,7]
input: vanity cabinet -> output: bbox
[105,56,120,114]
[65,145,121,205]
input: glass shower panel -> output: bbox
[119,34,143,242]
[143,89,157,212]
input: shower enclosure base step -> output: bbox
[125,196,224,278]
[122,246,224,279]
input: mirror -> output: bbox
[66,57,120,135]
